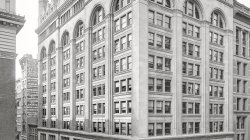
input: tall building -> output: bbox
[0,0,25,139]
[36,0,249,140]
[233,1,250,140]
[16,54,39,140]
[16,78,24,139]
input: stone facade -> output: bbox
[36,0,248,140]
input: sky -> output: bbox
[15,0,250,79]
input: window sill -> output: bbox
[183,74,201,80]
[210,42,224,48]
[113,47,132,56]
[114,91,132,97]
[149,45,172,54]
[114,69,132,76]
[114,24,132,36]
[183,34,201,41]
[183,55,201,61]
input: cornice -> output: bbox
[0,11,25,33]
[36,0,76,34]
[217,0,233,8]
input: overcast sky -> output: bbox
[15,0,250,79]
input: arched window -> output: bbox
[41,47,47,59]
[183,0,201,19]
[49,40,56,54]
[61,31,69,47]
[92,6,105,26]
[114,0,132,12]
[211,11,225,28]
[74,21,84,38]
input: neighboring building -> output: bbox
[0,0,25,139]
[35,0,248,140]
[16,78,24,139]
[233,1,250,140]
[16,54,39,140]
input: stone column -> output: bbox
[56,24,63,129]
[47,54,51,128]
[172,9,183,135]
[104,13,114,135]
[225,29,234,133]
[131,0,148,138]
[84,27,92,132]
[201,21,210,134]
[70,39,77,130]
[38,60,43,127]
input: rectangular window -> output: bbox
[114,60,119,73]
[128,100,132,113]
[121,58,127,71]
[115,81,119,93]
[188,24,193,36]
[183,62,187,74]
[194,26,200,38]
[127,33,132,48]
[149,55,154,69]
[149,10,155,24]
[156,101,163,113]
[121,15,127,29]
[148,100,154,113]
[156,34,163,48]
[121,101,126,113]
[165,101,171,114]
[165,16,171,28]
[156,13,163,26]
[165,58,171,71]
[188,63,193,76]
[156,79,163,92]
[149,78,154,91]
[165,79,171,92]
[156,123,163,136]
[114,39,120,52]
[127,78,132,91]
[149,32,154,46]
[194,45,200,57]
[183,22,187,35]
[165,37,171,50]
[156,57,163,70]
[121,79,127,92]
[121,36,127,50]
[127,56,132,70]
[128,12,132,25]
[115,19,120,32]
[114,102,119,113]
[148,123,154,136]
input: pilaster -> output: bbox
[105,13,113,135]
[38,60,43,128]
[201,21,210,134]
[131,0,148,138]
[172,9,183,135]
[84,27,92,132]
[70,39,77,130]
[56,44,63,129]
[47,54,51,128]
